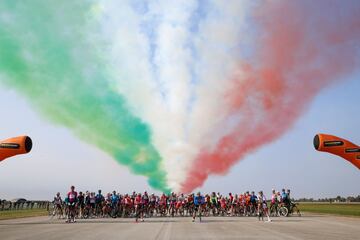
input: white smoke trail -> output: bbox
[96,0,253,191]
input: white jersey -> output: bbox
[257,194,268,209]
[54,196,62,205]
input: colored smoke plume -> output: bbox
[181,0,360,192]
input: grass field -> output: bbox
[299,203,360,217]
[0,209,48,220]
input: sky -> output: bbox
[0,0,359,200]
[0,74,359,200]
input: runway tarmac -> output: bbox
[0,214,359,240]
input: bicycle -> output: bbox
[66,202,77,223]
[288,202,301,217]
[51,203,64,219]
[269,203,279,217]
[192,204,202,222]
[257,204,264,221]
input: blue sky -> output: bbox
[0,0,359,201]
[0,72,359,200]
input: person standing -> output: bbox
[257,191,271,222]
[66,186,78,223]
[192,192,205,222]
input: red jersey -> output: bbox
[160,195,167,205]
[67,191,78,203]
[124,196,132,205]
[134,196,142,205]
[220,198,226,208]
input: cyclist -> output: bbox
[142,191,149,216]
[232,194,239,216]
[219,196,227,215]
[134,193,144,222]
[192,192,205,222]
[89,192,96,215]
[95,190,104,216]
[149,193,156,216]
[159,193,167,216]
[169,192,177,217]
[111,191,118,205]
[257,191,271,222]
[123,194,132,217]
[111,191,119,208]
[281,188,290,209]
[287,189,291,203]
[249,191,257,215]
[210,192,218,215]
[269,189,278,216]
[77,192,85,219]
[176,193,185,216]
[131,191,136,202]
[66,186,78,223]
[53,192,63,217]
[101,193,111,216]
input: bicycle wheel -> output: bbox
[83,208,90,219]
[278,206,288,217]
[110,208,117,218]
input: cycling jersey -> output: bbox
[194,196,204,206]
[134,196,142,206]
[258,194,268,209]
[54,196,62,205]
[281,192,290,205]
[142,194,149,204]
[124,197,132,205]
[245,195,251,205]
[160,195,167,205]
[220,198,226,208]
[111,194,119,204]
[78,195,85,206]
[169,195,177,206]
[178,196,185,203]
[271,194,277,204]
[85,195,91,205]
[176,201,183,209]
[250,194,257,203]
[96,194,104,204]
[67,191,78,203]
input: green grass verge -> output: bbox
[0,209,48,220]
[299,203,360,217]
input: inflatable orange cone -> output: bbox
[0,136,32,162]
[314,134,360,169]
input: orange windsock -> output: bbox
[314,134,360,170]
[0,136,32,162]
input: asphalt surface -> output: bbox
[0,214,359,240]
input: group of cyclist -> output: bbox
[52,186,296,223]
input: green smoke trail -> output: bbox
[0,1,170,192]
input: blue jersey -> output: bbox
[111,195,119,204]
[194,196,204,206]
[96,194,104,203]
[250,195,258,203]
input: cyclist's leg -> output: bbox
[192,205,197,222]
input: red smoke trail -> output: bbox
[181,1,360,192]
